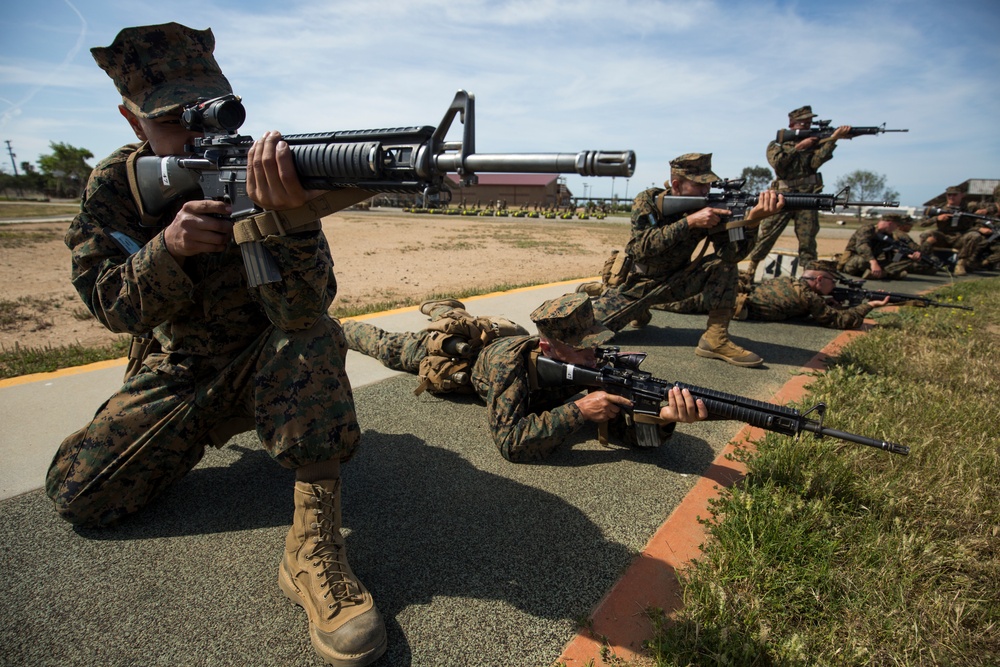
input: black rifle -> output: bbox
[831,279,973,311]
[873,231,946,271]
[534,350,908,455]
[776,119,908,143]
[131,90,636,286]
[653,180,898,242]
[923,207,1000,238]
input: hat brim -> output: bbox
[567,324,615,348]
[686,171,720,185]
[124,75,233,118]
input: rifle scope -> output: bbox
[181,95,247,134]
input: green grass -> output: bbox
[649,277,1000,666]
[0,338,130,379]
[0,229,62,248]
[1,278,593,379]
[0,201,79,220]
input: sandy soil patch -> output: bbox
[0,209,848,351]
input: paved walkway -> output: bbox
[0,267,965,667]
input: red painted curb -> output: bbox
[556,323,871,665]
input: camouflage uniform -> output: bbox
[661,276,873,329]
[344,319,587,462]
[590,154,754,333]
[45,27,359,529]
[346,295,669,462]
[749,105,837,265]
[839,220,911,279]
[917,187,987,266]
[892,226,938,275]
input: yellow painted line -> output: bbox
[0,357,128,388]
[1,278,600,382]
[345,277,599,321]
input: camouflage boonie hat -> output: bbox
[669,153,719,185]
[945,186,963,195]
[805,259,841,276]
[92,22,233,118]
[881,213,910,224]
[789,105,817,122]
[530,293,613,348]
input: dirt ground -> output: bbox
[0,208,848,352]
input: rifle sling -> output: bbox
[233,189,375,245]
[125,143,165,227]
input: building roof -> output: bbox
[923,178,999,206]
[444,174,559,187]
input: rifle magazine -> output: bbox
[240,241,283,287]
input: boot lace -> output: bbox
[307,485,365,613]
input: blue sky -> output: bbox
[1,0,998,207]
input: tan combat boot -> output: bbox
[741,259,759,283]
[954,259,968,276]
[629,308,652,328]
[575,281,605,297]
[695,309,763,367]
[420,298,465,316]
[280,479,387,667]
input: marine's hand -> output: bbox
[687,207,731,229]
[246,131,324,210]
[795,136,819,151]
[658,387,707,424]
[164,199,233,259]
[830,125,853,141]
[868,296,892,308]
[869,260,884,279]
[746,190,784,221]
[575,391,632,422]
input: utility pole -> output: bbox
[5,140,19,176]
[4,140,24,198]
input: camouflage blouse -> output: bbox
[624,186,755,280]
[746,276,872,329]
[471,335,587,462]
[65,142,338,357]
[766,139,837,193]
[844,221,894,262]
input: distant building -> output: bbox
[443,174,571,207]
[923,178,1000,208]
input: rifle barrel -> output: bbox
[800,423,910,455]
[451,150,636,177]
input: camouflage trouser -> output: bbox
[749,208,819,265]
[841,254,912,279]
[919,229,985,263]
[342,321,431,372]
[590,257,738,332]
[906,260,940,275]
[982,240,1000,270]
[45,316,359,527]
[652,293,709,315]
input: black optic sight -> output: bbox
[181,94,246,133]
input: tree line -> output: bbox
[1,142,94,200]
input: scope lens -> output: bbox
[208,99,246,132]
